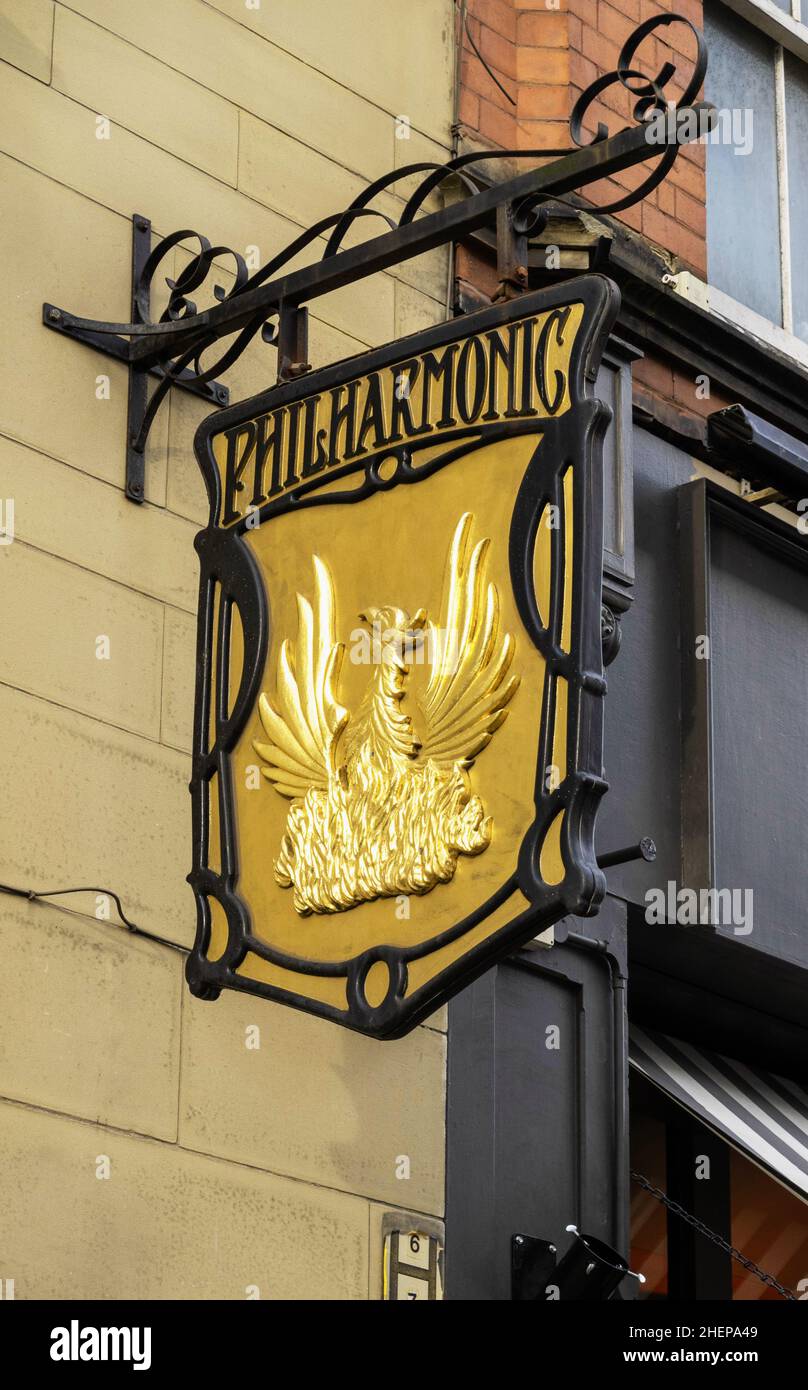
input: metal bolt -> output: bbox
[135,218,149,233]
[130,481,143,496]
[47,308,62,323]
[216,386,227,403]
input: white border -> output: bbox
[671,270,808,371]
[719,0,808,61]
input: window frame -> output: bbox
[709,0,808,334]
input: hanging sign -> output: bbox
[185,276,618,1037]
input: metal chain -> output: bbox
[631,1169,798,1301]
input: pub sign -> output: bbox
[185,276,618,1037]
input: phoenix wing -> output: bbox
[418,513,519,767]
[253,556,349,798]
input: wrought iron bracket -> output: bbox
[40,14,712,505]
[512,1235,558,1301]
[43,215,230,502]
[512,1226,644,1299]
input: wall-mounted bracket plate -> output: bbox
[43,215,230,502]
[511,1235,558,1300]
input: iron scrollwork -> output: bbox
[41,14,712,501]
[569,13,709,214]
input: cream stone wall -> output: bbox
[0,0,453,1299]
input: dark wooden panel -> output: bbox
[600,429,694,901]
[710,517,808,965]
[446,902,628,1300]
[677,481,808,969]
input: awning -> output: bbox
[629,1025,808,1201]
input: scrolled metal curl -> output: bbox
[569,13,708,214]
[131,144,570,439]
[57,12,712,463]
[134,230,249,328]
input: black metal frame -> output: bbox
[44,216,230,502]
[185,278,618,1037]
[40,15,712,502]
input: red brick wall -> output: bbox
[457,0,707,275]
[516,4,573,154]
[459,0,519,148]
[633,355,733,423]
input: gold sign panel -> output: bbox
[186,278,618,1037]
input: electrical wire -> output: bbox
[0,880,189,955]
[460,9,516,106]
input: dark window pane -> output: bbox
[786,51,808,339]
[705,3,782,325]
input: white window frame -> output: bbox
[669,270,808,373]
[720,0,808,54]
[709,0,808,335]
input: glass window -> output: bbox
[785,51,808,338]
[730,1148,808,1299]
[631,1078,808,1299]
[705,1,808,337]
[705,3,782,325]
[630,1108,669,1298]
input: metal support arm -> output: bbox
[40,14,712,502]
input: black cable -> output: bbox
[464,13,516,107]
[0,881,188,955]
